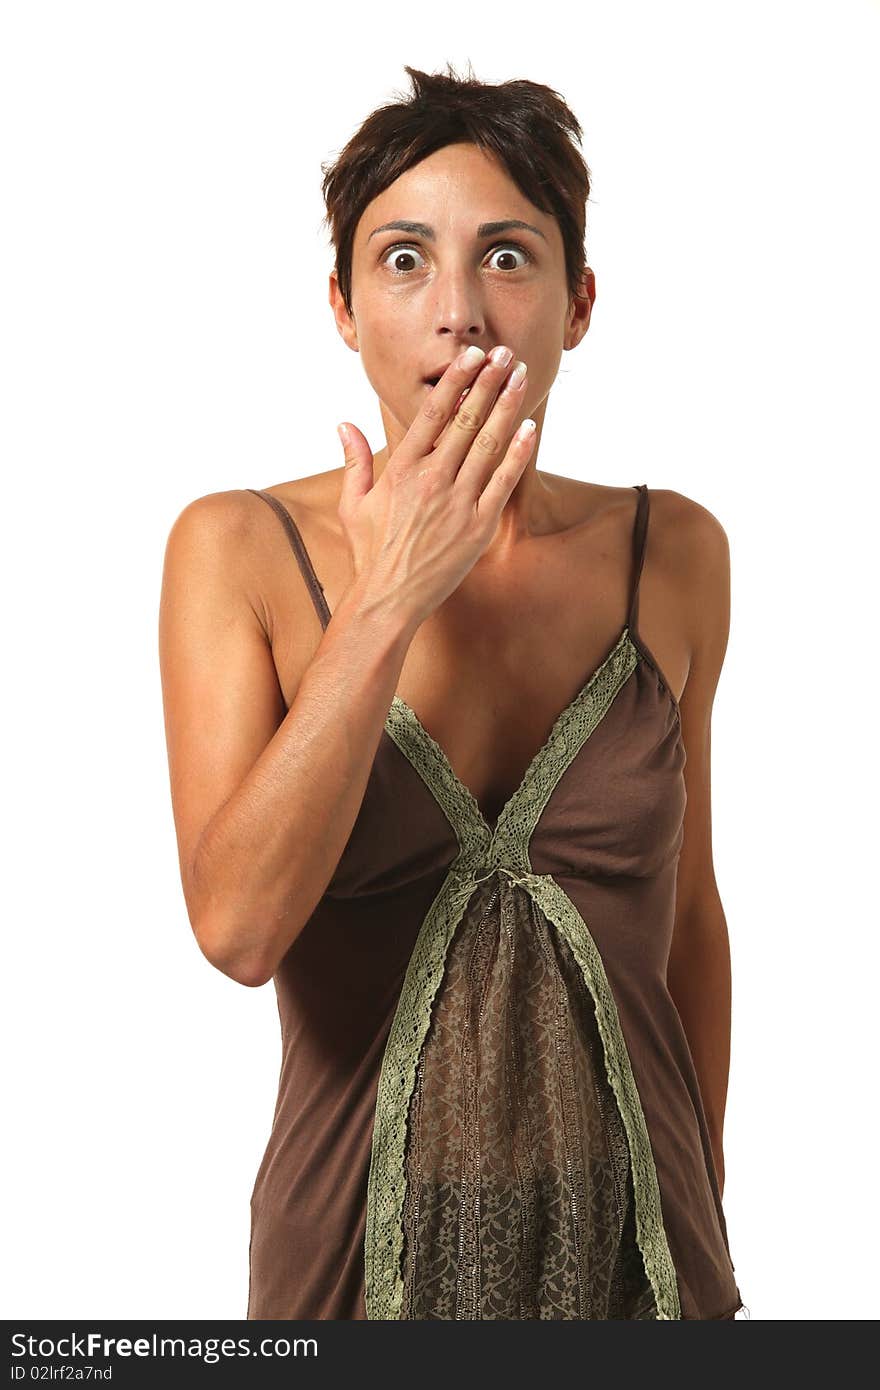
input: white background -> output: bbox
[3,0,878,1322]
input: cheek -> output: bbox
[357,327,411,381]
[357,300,416,357]
[501,303,561,372]
[358,345,421,412]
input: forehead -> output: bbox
[354,142,558,248]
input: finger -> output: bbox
[336,422,374,516]
[400,346,488,461]
[452,358,530,495]
[473,418,537,527]
[431,345,520,470]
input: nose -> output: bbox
[429,264,486,340]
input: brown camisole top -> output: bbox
[243,482,744,1321]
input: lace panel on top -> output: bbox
[399,874,657,1319]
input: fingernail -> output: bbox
[506,360,527,388]
[461,346,486,368]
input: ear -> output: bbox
[563,267,595,350]
[329,269,359,351]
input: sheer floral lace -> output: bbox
[364,629,682,1320]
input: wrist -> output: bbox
[335,570,422,649]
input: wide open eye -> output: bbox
[382,246,427,275]
[381,242,533,276]
[484,244,532,271]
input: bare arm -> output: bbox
[159,490,417,988]
[665,496,732,1194]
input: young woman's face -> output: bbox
[334,141,591,446]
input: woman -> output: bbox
[159,64,744,1320]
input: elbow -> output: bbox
[186,857,279,987]
[193,911,277,989]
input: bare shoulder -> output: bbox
[164,488,288,638]
[173,463,343,562]
[170,466,344,544]
[164,481,333,657]
[166,487,257,544]
[648,486,729,560]
[164,487,267,591]
[645,483,728,603]
[649,488,731,691]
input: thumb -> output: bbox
[336,422,374,508]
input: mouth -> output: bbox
[423,377,471,412]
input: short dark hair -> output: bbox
[321,62,592,316]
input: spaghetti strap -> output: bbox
[627,484,649,638]
[246,488,332,631]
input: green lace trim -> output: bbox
[521,873,681,1320]
[364,628,680,1319]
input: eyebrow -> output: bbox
[368,218,547,243]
